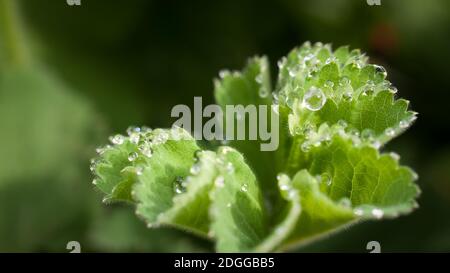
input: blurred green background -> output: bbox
[0,0,449,252]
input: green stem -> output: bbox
[0,0,29,66]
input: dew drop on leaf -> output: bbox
[385,127,395,137]
[354,208,364,216]
[374,65,387,77]
[390,86,398,94]
[128,152,139,162]
[339,76,350,86]
[214,176,225,188]
[399,120,409,129]
[371,208,384,219]
[241,184,248,192]
[255,74,263,84]
[110,134,124,145]
[324,80,334,89]
[321,173,332,186]
[258,87,269,98]
[139,145,153,158]
[338,197,352,208]
[127,126,141,136]
[337,119,348,128]
[135,166,143,176]
[361,129,375,140]
[173,176,185,194]
[302,86,326,111]
[301,142,311,152]
[389,152,400,161]
[190,164,201,175]
[129,132,140,144]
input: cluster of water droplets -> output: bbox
[352,205,387,219]
[92,126,194,185]
[276,173,299,201]
[296,123,332,152]
[255,60,270,99]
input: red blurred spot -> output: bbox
[369,22,399,56]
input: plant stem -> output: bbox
[0,0,29,67]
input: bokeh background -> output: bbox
[0,0,449,252]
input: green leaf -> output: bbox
[277,42,416,146]
[278,132,419,249]
[210,147,268,252]
[214,56,284,214]
[91,42,420,253]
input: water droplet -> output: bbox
[139,145,153,158]
[241,184,248,192]
[190,164,201,175]
[342,91,353,101]
[399,120,409,129]
[390,86,398,94]
[258,88,269,98]
[135,166,143,176]
[255,74,263,84]
[348,128,360,137]
[354,208,364,216]
[92,179,98,185]
[339,76,350,86]
[272,92,279,104]
[385,127,395,137]
[127,126,141,136]
[324,80,334,89]
[304,53,315,62]
[288,67,297,77]
[302,86,326,111]
[129,132,140,144]
[153,131,169,145]
[338,197,352,208]
[220,147,233,155]
[361,129,375,140]
[363,88,374,96]
[325,57,336,64]
[277,57,286,69]
[90,160,97,172]
[337,120,348,128]
[219,70,229,79]
[128,152,139,162]
[372,141,381,149]
[374,65,387,77]
[214,176,225,188]
[226,203,232,208]
[280,183,290,191]
[371,208,384,219]
[110,134,124,145]
[301,142,311,152]
[173,176,185,194]
[389,152,400,161]
[321,173,332,186]
[226,162,234,173]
